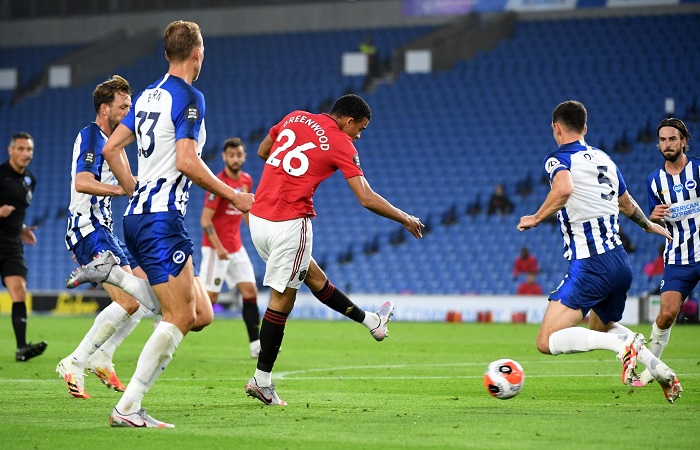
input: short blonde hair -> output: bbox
[163,20,202,62]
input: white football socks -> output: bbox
[647,322,671,358]
[254,369,271,387]
[106,268,161,314]
[116,321,183,414]
[548,327,624,355]
[606,322,634,337]
[361,311,380,330]
[91,304,148,363]
[636,346,670,380]
[72,302,130,368]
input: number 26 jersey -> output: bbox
[251,111,363,221]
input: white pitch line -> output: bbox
[1,372,695,383]
[1,358,695,384]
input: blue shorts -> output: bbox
[123,211,195,285]
[549,246,632,324]
[660,262,700,299]
[71,226,134,268]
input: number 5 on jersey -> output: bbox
[266,129,316,177]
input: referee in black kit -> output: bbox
[0,132,46,361]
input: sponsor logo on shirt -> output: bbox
[85,150,95,164]
[673,183,683,193]
[668,198,700,221]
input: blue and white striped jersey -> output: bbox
[647,156,700,265]
[121,73,206,216]
[65,123,117,249]
[544,140,627,260]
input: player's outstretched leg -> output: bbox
[66,250,119,288]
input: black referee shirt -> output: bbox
[0,160,36,247]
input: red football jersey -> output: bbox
[201,170,253,253]
[251,111,363,221]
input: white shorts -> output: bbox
[199,245,256,293]
[249,213,313,293]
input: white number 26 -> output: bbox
[266,129,316,177]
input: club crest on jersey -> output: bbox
[85,150,95,164]
[545,157,562,174]
[172,250,186,264]
[673,183,683,193]
[214,277,221,286]
[298,269,307,282]
[186,105,200,122]
[353,153,361,169]
[685,180,697,191]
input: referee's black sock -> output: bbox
[313,280,366,323]
[257,308,287,373]
[12,302,27,348]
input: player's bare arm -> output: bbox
[201,206,228,260]
[102,123,137,196]
[75,171,126,196]
[175,138,254,213]
[346,175,424,239]
[257,134,274,160]
[618,191,671,240]
[518,169,572,231]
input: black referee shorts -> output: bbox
[0,246,28,284]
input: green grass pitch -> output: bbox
[0,315,698,449]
